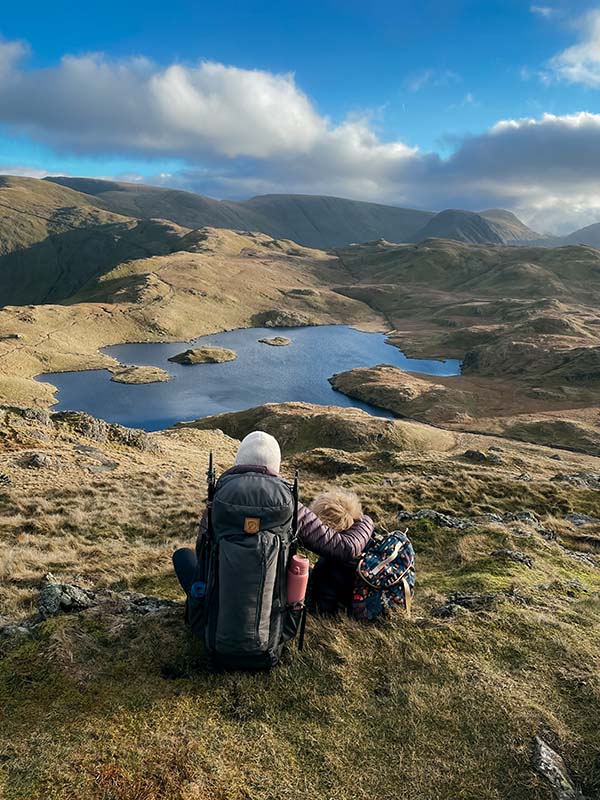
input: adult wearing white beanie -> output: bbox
[172,430,373,597]
[234,431,281,474]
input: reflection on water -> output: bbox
[37,325,461,431]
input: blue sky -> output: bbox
[1,0,600,231]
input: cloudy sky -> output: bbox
[2,0,600,232]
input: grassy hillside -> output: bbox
[240,194,434,247]
[0,176,194,305]
[1,402,599,799]
[480,208,543,242]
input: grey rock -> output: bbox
[253,309,310,328]
[503,510,539,525]
[53,411,161,453]
[462,449,503,464]
[517,472,533,482]
[1,623,32,638]
[511,527,533,538]
[38,573,96,618]
[26,452,53,469]
[53,411,109,442]
[491,549,535,569]
[432,592,497,618]
[552,473,600,490]
[397,508,474,530]
[538,527,558,541]
[477,512,504,524]
[564,550,596,567]
[0,472,10,486]
[533,736,579,800]
[565,513,600,527]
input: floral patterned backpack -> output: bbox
[352,529,415,621]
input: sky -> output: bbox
[2,0,600,232]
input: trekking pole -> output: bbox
[292,469,299,531]
[298,604,308,652]
[206,451,216,542]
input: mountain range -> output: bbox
[45,176,547,247]
[0,173,588,254]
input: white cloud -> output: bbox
[2,39,600,232]
[0,164,60,178]
[404,68,461,92]
[547,9,600,86]
[530,5,555,18]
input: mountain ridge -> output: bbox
[43,175,541,248]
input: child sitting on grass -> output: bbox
[309,488,369,616]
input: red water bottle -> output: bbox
[287,554,309,608]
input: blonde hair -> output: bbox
[310,489,363,532]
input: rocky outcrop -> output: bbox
[252,309,311,328]
[168,346,237,365]
[432,592,498,617]
[110,365,171,384]
[258,336,292,346]
[52,411,161,452]
[2,573,181,638]
[179,401,455,454]
[533,737,580,800]
[329,365,474,426]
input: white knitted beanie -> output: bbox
[234,431,281,473]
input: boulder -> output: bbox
[432,592,497,618]
[26,452,53,469]
[38,573,96,618]
[533,737,579,800]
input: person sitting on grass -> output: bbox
[308,488,369,616]
[172,431,374,598]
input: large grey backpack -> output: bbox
[188,460,304,671]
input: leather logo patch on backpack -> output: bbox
[244,517,260,534]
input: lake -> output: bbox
[37,325,461,430]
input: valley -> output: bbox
[1,174,600,800]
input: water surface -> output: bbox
[38,325,461,430]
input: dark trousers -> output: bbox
[310,557,356,616]
[172,547,198,595]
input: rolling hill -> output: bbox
[44,176,540,248]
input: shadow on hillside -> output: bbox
[0,218,185,306]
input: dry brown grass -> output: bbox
[1,406,600,799]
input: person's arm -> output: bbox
[296,503,373,561]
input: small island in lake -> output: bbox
[110,365,171,384]
[168,346,237,365]
[258,336,292,347]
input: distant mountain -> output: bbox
[46,177,436,249]
[479,209,542,242]
[239,194,434,247]
[561,221,600,248]
[409,209,506,245]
